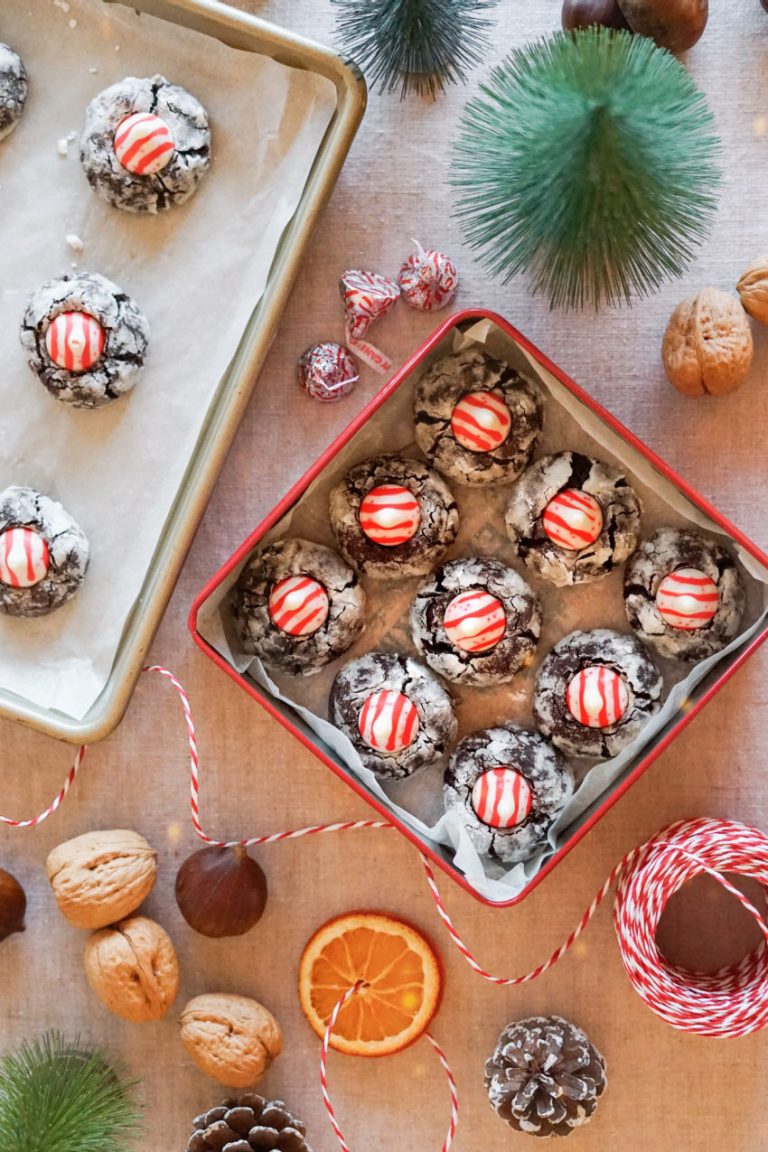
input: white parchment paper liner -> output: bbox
[0,0,336,718]
[198,318,768,902]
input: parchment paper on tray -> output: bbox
[0,0,336,718]
[197,319,768,901]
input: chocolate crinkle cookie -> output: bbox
[20,271,150,409]
[413,348,543,486]
[0,486,89,617]
[329,651,457,779]
[505,452,642,586]
[232,538,366,676]
[0,44,27,141]
[410,557,541,687]
[533,628,663,760]
[329,455,459,579]
[443,725,574,864]
[80,74,211,213]
[624,527,746,663]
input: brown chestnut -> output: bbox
[175,846,267,938]
[616,0,707,52]
[0,868,26,942]
[562,0,630,30]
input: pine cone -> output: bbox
[186,1094,312,1152]
[485,1015,606,1138]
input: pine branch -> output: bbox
[332,0,499,98]
[0,1033,141,1152]
[452,28,721,309]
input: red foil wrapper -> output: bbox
[399,245,459,312]
[298,342,359,403]
[339,269,400,339]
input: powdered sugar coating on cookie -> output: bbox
[0,487,89,617]
[0,44,27,142]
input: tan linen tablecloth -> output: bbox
[3,1,768,1148]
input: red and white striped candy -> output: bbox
[567,665,629,729]
[45,312,105,373]
[359,485,420,547]
[114,112,175,176]
[268,575,329,637]
[450,390,511,453]
[443,590,506,653]
[542,489,604,551]
[656,567,719,631]
[358,690,420,753]
[0,527,49,588]
[471,768,532,829]
[340,269,400,340]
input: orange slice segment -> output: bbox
[298,911,442,1057]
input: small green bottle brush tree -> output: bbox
[332,0,498,98]
[453,28,721,309]
[0,1032,141,1152]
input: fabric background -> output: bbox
[2,1,768,1148]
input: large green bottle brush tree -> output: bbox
[452,28,721,310]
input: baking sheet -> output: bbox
[0,0,336,718]
[197,318,768,901]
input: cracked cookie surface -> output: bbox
[624,527,746,662]
[20,271,150,408]
[0,486,89,617]
[505,452,642,586]
[413,348,543,486]
[329,651,457,779]
[0,43,27,141]
[80,74,211,213]
[533,628,663,760]
[232,538,366,676]
[443,724,574,864]
[329,454,459,579]
[410,557,541,686]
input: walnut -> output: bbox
[84,915,179,1022]
[662,287,753,397]
[180,993,283,1086]
[737,258,768,325]
[45,829,158,929]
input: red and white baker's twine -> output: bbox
[5,667,768,1146]
[320,982,459,1152]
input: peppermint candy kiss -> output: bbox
[450,390,511,453]
[45,312,105,373]
[0,528,49,588]
[398,246,458,312]
[444,590,506,653]
[114,112,175,176]
[567,666,629,729]
[358,690,420,754]
[471,768,532,829]
[268,575,329,637]
[339,269,400,340]
[359,485,420,546]
[542,489,604,551]
[656,567,719,631]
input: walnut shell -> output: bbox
[85,915,179,1022]
[180,993,283,1087]
[737,258,768,325]
[46,829,158,929]
[662,287,753,397]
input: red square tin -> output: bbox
[189,309,768,907]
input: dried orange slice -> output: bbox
[298,911,442,1057]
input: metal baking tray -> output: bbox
[189,308,768,907]
[0,0,365,745]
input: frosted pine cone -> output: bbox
[485,1015,606,1137]
[186,1094,312,1151]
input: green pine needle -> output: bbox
[452,29,721,309]
[332,0,499,98]
[0,1032,141,1152]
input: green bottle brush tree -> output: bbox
[452,28,721,309]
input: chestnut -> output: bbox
[175,845,268,938]
[0,868,26,942]
[562,0,630,30]
[616,0,707,52]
